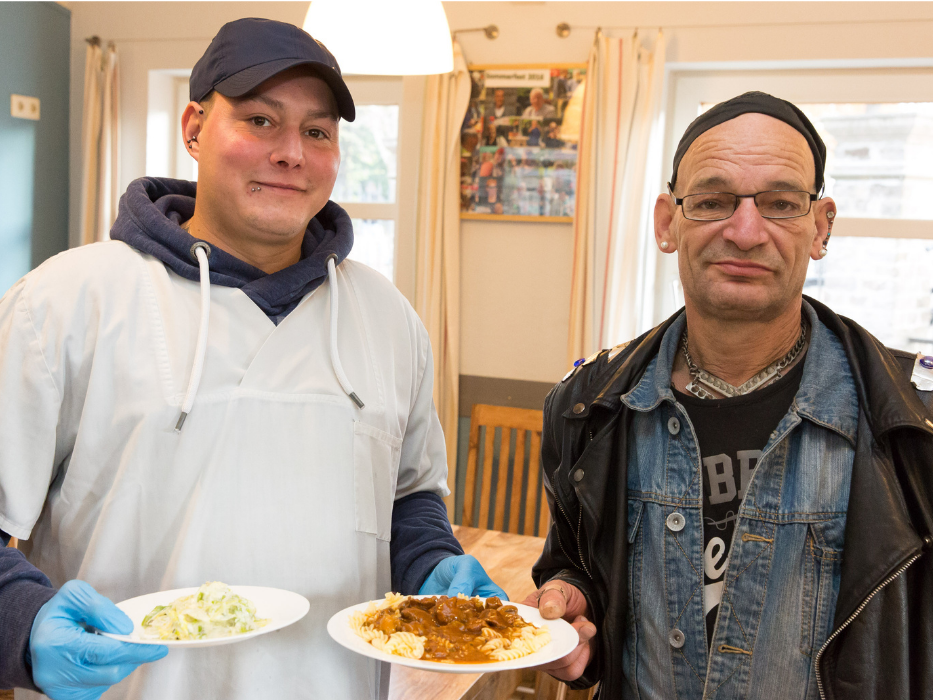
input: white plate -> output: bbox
[326,596,578,673]
[101,585,310,647]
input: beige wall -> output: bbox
[69,2,933,384]
[455,1,933,383]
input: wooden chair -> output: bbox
[462,403,549,536]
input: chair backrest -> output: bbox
[462,403,549,536]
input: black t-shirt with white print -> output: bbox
[673,356,805,649]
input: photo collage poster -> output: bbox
[460,65,586,219]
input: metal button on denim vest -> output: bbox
[620,303,858,700]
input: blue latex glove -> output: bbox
[418,555,509,600]
[30,580,168,700]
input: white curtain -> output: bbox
[414,41,471,515]
[566,35,600,367]
[599,30,666,347]
[567,30,667,365]
[80,38,120,246]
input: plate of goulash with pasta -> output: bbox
[326,593,578,673]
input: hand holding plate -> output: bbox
[30,580,168,700]
[522,580,596,682]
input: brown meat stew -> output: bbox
[368,596,528,663]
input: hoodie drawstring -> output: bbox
[175,242,212,432]
[327,255,364,409]
[175,247,362,431]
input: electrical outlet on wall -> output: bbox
[10,94,40,121]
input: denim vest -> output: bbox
[622,302,857,700]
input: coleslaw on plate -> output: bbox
[140,581,269,640]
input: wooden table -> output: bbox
[388,525,546,700]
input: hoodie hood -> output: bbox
[110,177,354,321]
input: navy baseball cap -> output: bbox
[190,18,355,121]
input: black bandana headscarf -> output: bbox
[669,91,827,194]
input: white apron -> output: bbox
[1,242,448,700]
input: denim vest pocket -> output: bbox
[799,520,844,656]
[629,499,645,543]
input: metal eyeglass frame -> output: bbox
[667,184,819,221]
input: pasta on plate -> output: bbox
[349,593,551,663]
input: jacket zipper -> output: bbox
[553,428,595,580]
[576,430,594,579]
[554,491,593,579]
[814,551,923,700]
[576,507,592,578]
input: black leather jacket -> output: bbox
[532,298,933,699]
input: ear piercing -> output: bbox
[820,211,835,257]
[186,136,198,150]
[251,187,262,192]
[198,110,204,114]
[661,241,669,249]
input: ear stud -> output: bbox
[660,241,669,249]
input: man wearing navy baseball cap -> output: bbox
[0,18,503,700]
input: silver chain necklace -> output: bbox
[681,320,807,399]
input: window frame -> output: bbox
[335,76,421,302]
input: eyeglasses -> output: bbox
[670,187,818,221]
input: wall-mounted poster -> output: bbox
[460,63,586,222]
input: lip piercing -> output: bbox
[251,187,262,192]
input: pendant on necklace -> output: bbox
[681,320,806,399]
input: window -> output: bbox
[332,95,401,282]
[145,70,197,182]
[662,66,933,352]
[799,102,933,353]
[799,102,933,221]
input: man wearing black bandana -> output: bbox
[525,92,933,699]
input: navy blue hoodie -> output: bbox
[110,176,354,323]
[0,177,461,691]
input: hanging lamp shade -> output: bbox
[303,0,454,76]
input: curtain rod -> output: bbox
[453,25,499,40]
[552,16,933,35]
